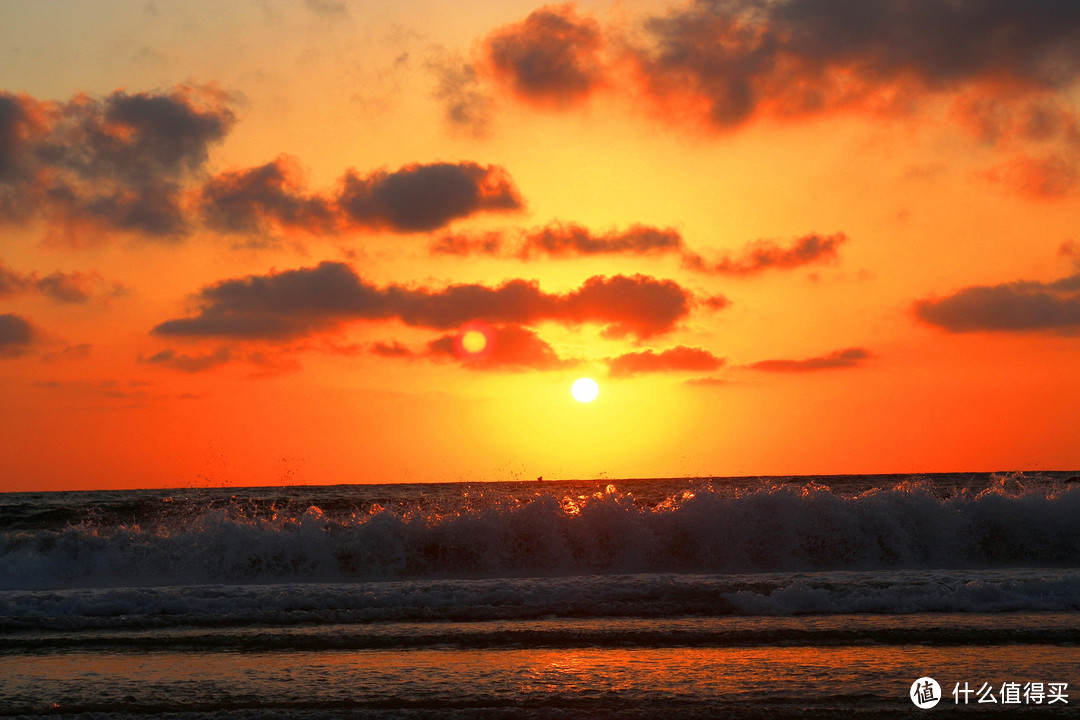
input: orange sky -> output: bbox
[2,0,1079,491]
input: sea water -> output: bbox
[1,473,1078,717]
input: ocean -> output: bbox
[1,472,1078,718]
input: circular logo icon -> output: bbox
[910,677,941,709]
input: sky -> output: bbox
[1,0,1079,491]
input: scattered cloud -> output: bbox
[747,347,872,372]
[152,261,695,340]
[914,273,1080,333]
[485,4,605,109]
[607,345,725,377]
[684,233,847,275]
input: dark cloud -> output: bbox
[337,162,522,233]
[200,157,336,234]
[684,233,847,274]
[607,345,725,377]
[0,313,34,356]
[485,4,605,108]
[0,262,97,303]
[748,347,872,372]
[428,324,571,371]
[914,275,1080,333]
[153,261,693,340]
[635,0,1080,129]
[0,87,234,239]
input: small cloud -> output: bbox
[485,4,606,109]
[684,233,848,275]
[35,270,96,303]
[747,347,873,372]
[42,343,93,362]
[304,0,347,16]
[607,345,725,377]
[200,156,336,235]
[914,273,1080,333]
[983,154,1080,199]
[142,347,233,373]
[427,51,492,136]
[432,221,684,259]
[337,161,523,232]
[372,340,413,357]
[0,261,122,303]
[0,313,35,357]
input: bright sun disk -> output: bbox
[571,377,599,403]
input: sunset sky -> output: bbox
[2,0,1079,491]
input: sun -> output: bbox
[570,377,599,403]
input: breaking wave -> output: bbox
[3,480,1079,590]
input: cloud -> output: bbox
[432,223,841,275]
[304,0,347,16]
[337,161,522,233]
[684,233,847,274]
[607,345,725,377]
[631,0,1080,129]
[2,88,522,241]
[198,158,523,238]
[153,261,694,340]
[432,221,683,258]
[983,154,1080,199]
[200,156,336,235]
[0,313,35,356]
[371,340,413,358]
[142,347,234,373]
[747,347,872,372]
[428,52,492,135]
[0,261,98,303]
[428,324,572,371]
[485,4,605,108]
[914,274,1080,333]
[0,86,235,239]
